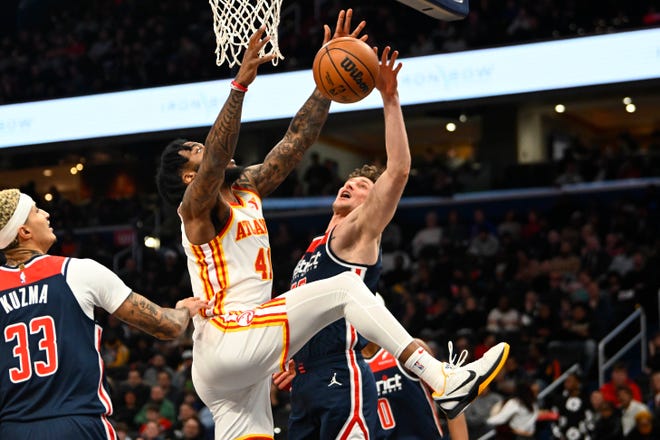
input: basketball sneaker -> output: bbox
[432,341,510,418]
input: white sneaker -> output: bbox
[433,341,510,418]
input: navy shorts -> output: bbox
[289,356,379,440]
[0,414,115,440]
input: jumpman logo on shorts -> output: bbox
[328,372,343,387]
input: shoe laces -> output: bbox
[446,341,468,369]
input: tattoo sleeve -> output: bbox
[113,292,190,340]
[187,90,246,212]
[248,89,331,196]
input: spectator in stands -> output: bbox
[521,209,542,241]
[600,363,643,407]
[487,381,539,439]
[498,209,522,242]
[469,208,496,238]
[134,385,177,427]
[453,294,487,335]
[143,353,176,387]
[619,386,651,436]
[593,400,624,440]
[411,210,443,259]
[487,295,521,337]
[113,390,141,433]
[581,235,611,280]
[156,371,182,408]
[442,209,468,255]
[547,240,581,279]
[119,369,152,409]
[550,372,595,440]
[173,349,194,392]
[555,159,584,185]
[609,241,636,276]
[646,332,660,373]
[171,402,199,439]
[381,252,412,287]
[302,152,331,196]
[529,302,558,345]
[606,270,638,323]
[626,410,659,440]
[467,224,500,260]
[464,386,503,438]
[178,416,206,440]
[645,371,660,425]
[585,280,615,340]
[138,419,166,440]
[548,301,597,374]
[102,328,131,379]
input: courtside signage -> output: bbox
[0,28,658,148]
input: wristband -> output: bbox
[230,80,248,92]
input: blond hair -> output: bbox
[0,189,21,250]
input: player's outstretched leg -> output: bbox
[431,342,509,418]
[283,272,509,419]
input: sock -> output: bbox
[404,348,446,393]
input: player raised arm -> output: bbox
[241,9,367,197]
[113,292,212,340]
[179,27,275,228]
[353,46,409,239]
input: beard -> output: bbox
[224,166,246,186]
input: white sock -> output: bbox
[404,348,446,392]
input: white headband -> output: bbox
[0,193,35,249]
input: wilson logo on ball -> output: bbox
[339,57,370,94]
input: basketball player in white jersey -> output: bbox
[156,10,509,440]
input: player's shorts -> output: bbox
[0,414,115,439]
[288,353,379,440]
[191,298,290,440]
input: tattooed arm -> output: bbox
[180,28,275,243]
[241,90,331,197]
[112,292,209,340]
[241,9,367,197]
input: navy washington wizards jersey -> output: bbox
[0,255,128,429]
[288,229,382,439]
[290,229,381,363]
[365,348,444,439]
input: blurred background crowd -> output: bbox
[1,0,659,104]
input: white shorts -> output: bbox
[189,272,409,440]
[191,297,289,440]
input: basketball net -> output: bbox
[208,0,284,68]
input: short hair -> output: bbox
[347,164,383,183]
[156,138,191,206]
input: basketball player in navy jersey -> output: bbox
[278,44,472,439]
[0,188,211,440]
[363,339,468,439]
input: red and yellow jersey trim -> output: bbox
[210,297,290,371]
[189,210,233,316]
[233,435,274,440]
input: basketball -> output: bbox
[313,37,379,104]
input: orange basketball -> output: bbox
[313,37,379,104]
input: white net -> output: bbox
[208,0,285,68]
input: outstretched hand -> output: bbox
[176,295,216,318]
[272,359,296,391]
[322,8,368,46]
[234,26,277,87]
[373,46,403,98]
